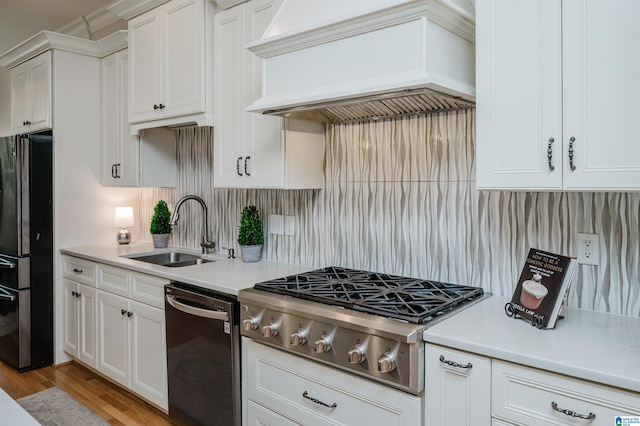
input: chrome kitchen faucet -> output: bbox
[170,195,216,254]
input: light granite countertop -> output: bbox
[424,295,640,393]
[60,242,315,296]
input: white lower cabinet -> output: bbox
[246,339,422,426]
[62,278,98,369]
[63,256,169,410]
[425,344,491,426]
[425,345,640,426]
[97,290,167,408]
[492,360,640,426]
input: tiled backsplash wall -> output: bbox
[140,111,640,317]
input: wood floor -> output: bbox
[0,360,175,425]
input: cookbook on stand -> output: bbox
[508,248,577,329]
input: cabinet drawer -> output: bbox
[131,272,169,309]
[97,264,130,297]
[247,340,421,426]
[62,256,97,287]
[493,360,640,425]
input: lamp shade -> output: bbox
[114,206,135,227]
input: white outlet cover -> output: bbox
[269,214,284,235]
[577,233,599,265]
[285,216,295,236]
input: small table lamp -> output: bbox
[114,206,134,244]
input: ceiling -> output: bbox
[0,0,114,55]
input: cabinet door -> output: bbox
[97,291,130,387]
[129,9,163,123]
[28,51,52,132]
[476,0,562,190]
[425,344,491,426]
[101,50,140,187]
[129,300,167,409]
[163,0,205,118]
[10,62,30,134]
[562,0,640,190]
[244,0,285,188]
[77,284,97,368]
[9,51,52,134]
[214,4,247,187]
[62,279,79,357]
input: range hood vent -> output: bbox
[265,88,475,124]
[247,0,476,123]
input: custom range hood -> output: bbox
[246,0,476,124]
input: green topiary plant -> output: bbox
[150,200,172,235]
[237,205,264,246]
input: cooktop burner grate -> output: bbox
[254,266,484,324]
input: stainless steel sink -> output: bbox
[122,251,214,267]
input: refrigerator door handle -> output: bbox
[0,259,16,269]
[0,288,16,301]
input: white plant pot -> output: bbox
[240,245,262,263]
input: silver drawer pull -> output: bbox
[302,391,337,409]
[551,402,595,420]
[439,355,472,369]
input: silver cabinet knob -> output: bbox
[262,322,279,337]
[290,330,307,346]
[348,345,367,364]
[378,353,397,373]
[314,335,332,353]
[242,317,260,331]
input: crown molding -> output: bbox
[0,30,128,69]
[107,0,170,20]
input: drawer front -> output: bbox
[247,400,300,426]
[130,272,169,309]
[62,256,97,287]
[247,340,421,426]
[493,360,640,425]
[97,264,130,297]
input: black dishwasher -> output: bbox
[165,282,240,426]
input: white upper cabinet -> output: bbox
[213,0,325,189]
[10,51,52,134]
[101,49,176,187]
[102,50,139,186]
[476,0,640,191]
[128,0,214,134]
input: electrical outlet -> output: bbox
[285,216,295,236]
[577,233,599,265]
[269,214,284,235]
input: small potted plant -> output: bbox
[237,205,264,262]
[150,200,172,248]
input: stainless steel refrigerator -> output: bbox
[0,131,53,371]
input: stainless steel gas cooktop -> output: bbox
[253,266,485,324]
[238,266,488,394]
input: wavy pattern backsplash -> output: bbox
[140,111,640,317]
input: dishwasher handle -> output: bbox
[166,294,229,321]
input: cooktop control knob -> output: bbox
[242,317,260,331]
[290,330,307,346]
[378,352,397,373]
[262,322,279,337]
[314,335,332,353]
[348,345,367,364]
